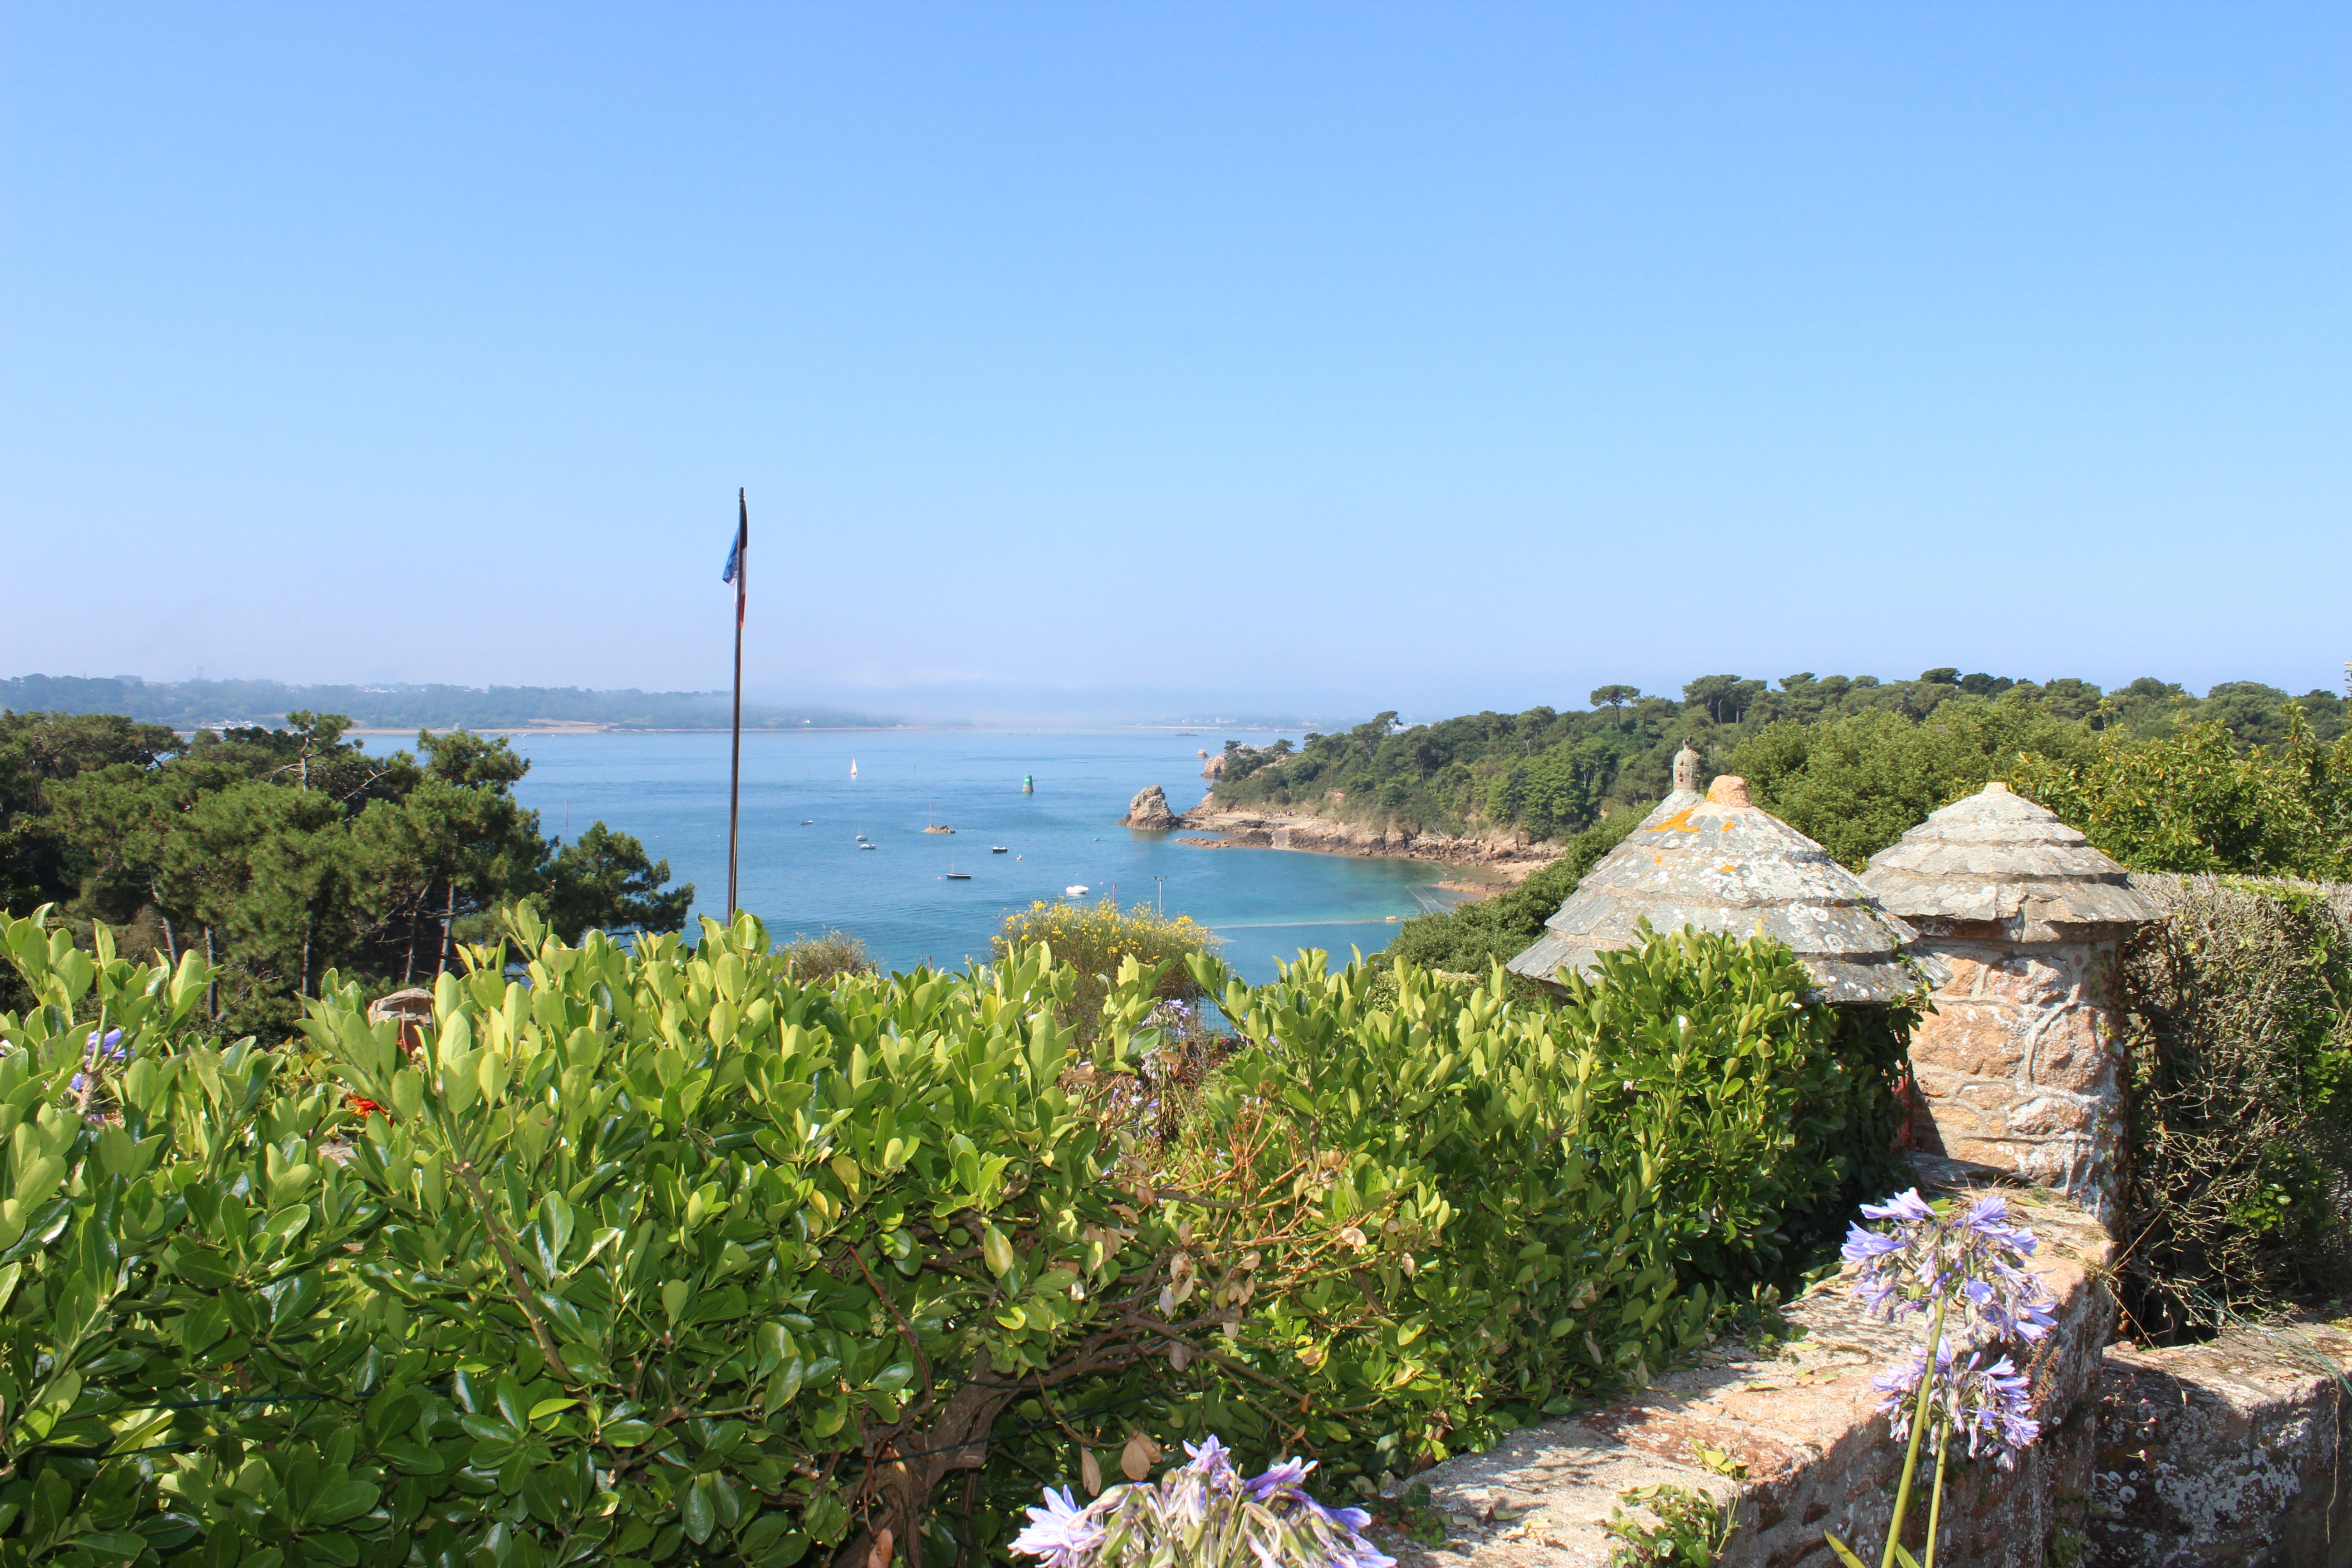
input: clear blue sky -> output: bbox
[5,4,2346,722]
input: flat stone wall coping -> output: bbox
[1377,1160,2115,1568]
[2088,1316,2352,1567]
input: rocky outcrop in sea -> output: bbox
[1122,785,1181,830]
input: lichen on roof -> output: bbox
[1506,774,1928,1003]
[1861,781,2159,941]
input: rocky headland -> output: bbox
[1138,788,1559,889]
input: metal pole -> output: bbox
[728,489,747,920]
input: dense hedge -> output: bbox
[0,906,1904,1568]
[2116,875,2352,1338]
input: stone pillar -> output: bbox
[1862,783,2158,1229]
[1902,935,2127,1216]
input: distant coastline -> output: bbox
[5,674,1330,737]
[1,674,898,733]
[336,723,924,737]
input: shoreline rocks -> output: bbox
[1170,794,1559,887]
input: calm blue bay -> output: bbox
[371,730,1468,981]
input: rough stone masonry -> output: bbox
[1862,782,2159,1230]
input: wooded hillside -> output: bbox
[1211,670,2347,850]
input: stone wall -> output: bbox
[1906,936,2127,1228]
[1369,1164,2352,1567]
[2090,1319,2352,1567]
[1376,1161,2117,1568]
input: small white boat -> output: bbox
[860,843,877,851]
[1065,884,1090,897]
[850,760,858,779]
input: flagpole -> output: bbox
[728,488,747,921]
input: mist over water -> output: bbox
[375,730,1468,981]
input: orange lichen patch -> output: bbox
[1650,808,1700,833]
[1719,865,1735,873]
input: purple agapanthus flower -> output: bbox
[1011,1440,1394,1568]
[1181,1436,1241,1489]
[70,1027,126,1094]
[1861,1189,1936,1226]
[1842,1187,2056,1343]
[1871,1336,2041,1470]
[1011,1487,1105,1568]
[1244,1456,1314,1502]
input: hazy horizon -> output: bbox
[5,5,2346,704]
[7,665,2343,737]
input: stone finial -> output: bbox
[1672,743,1702,796]
[1507,771,1925,1003]
[367,988,434,1026]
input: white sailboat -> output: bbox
[850,759,858,779]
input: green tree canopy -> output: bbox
[1,711,693,1032]
[1726,699,2097,868]
[1207,669,2345,853]
[2013,706,2352,880]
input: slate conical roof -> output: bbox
[1860,781,2158,942]
[1506,775,1926,1003]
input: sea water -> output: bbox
[405,730,1469,982]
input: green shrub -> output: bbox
[1727,699,2095,869]
[0,906,1901,1566]
[1008,931,1906,1498]
[2014,709,2352,879]
[992,899,1218,1040]
[775,928,878,985]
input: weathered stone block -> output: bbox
[1958,948,2086,1008]
[1911,1005,2033,1080]
[1906,941,2124,1220]
[1945,1078,2035,1132]
[2087,1320,2352,1567]
[1943,1133,2038,1170]
[2004,1091,2102,1139]
[2026,1005,2117,1095]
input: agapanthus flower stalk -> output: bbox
[1872,1339,2039,1471]
[1825,1188,2054,1568]
[1012,1436,1395,1568]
